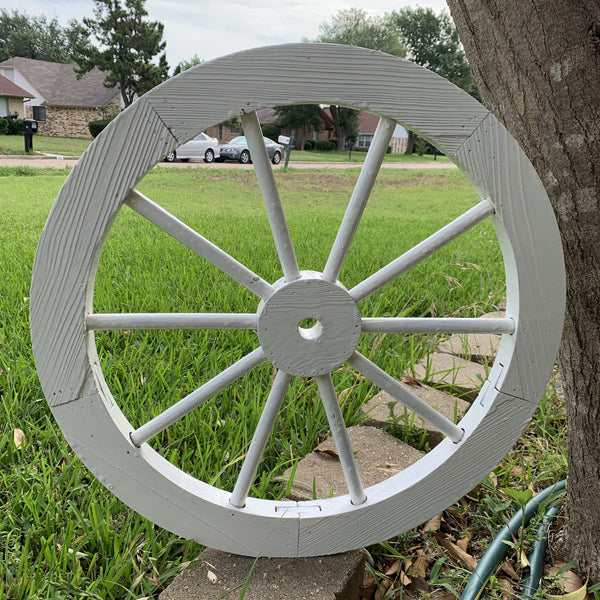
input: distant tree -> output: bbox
[274,104,323,149]
[261,123,280,142]
[72,0,169,107]
[390,7,478,99]
[0,9,86,63]
[173,54,203,76]
[313,8,405,150]
[316,7,406,56]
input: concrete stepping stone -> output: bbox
[159,547,366,600]
[437,332,501,364]
[282,426,423,502]
[412,352,487,399]
[436,311,505,364]
[360,382,470,447]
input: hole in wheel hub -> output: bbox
[257,272,361,377]
[297,318,323,340]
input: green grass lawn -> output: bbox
[0,166,566,599]
[0,134,91,156]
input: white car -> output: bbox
[164,133,220,163]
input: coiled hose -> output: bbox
[459,480,566,600]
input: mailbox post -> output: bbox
[278,134,293,167]
[24,119,38,153]
[347,141,355,161]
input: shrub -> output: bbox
[261,124,280,142]
[414,137,429,156]
[0,113,24,135]
[386,145,392,154]
[315,140,335,152]
[88,118,114,138]
[303,139,315,151]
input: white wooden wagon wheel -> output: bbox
[30,44,565,557]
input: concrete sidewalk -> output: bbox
[0,154,457,170]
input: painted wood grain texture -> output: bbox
[29,44,565,557]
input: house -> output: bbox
[0,57,121,139]
[356,111,409,153]
[0,74,33,118]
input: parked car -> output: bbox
[164,133,220,163]
[217,136,283,164]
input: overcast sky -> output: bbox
[2,0,449,67]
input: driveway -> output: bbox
[0,154,457,170]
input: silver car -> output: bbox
[217,136,283,164]
[164,132,220,163]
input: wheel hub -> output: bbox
[257,272,361,377]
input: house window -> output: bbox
[358,134,373,148]
[229,124,241,134]
[33,106,46,121]
[0,98,8,117]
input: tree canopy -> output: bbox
[390,7,478,98]
[0,9,87,63]
[173,54,203,77]
[72,0,169,107]
[316,7,406,57]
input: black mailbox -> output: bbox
[24,119,38,152]
[24,119,38,133]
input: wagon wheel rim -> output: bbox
[30,43,565,557]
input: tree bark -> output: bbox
[447,0,600,579]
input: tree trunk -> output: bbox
[447,0,600,579]
[329,105,346,151]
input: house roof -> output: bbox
[0,73,33,99]
[0,57,119,108]
[358,111,380,134]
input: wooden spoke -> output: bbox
[125,190,273,299]
[129,347,266,447]
[350,199,495,302]
[86,312,257,331]
[229,370,292,508]
[322,117,396,282]
[347,351,464,442]
[316,374,367,505]
[240,112,300,282]
[361,316,515,335]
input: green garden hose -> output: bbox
[521,505,561,598]
[459,480,566,600]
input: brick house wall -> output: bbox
[204,123,244,144]
[26,97,120,139]
[391,136,408,154]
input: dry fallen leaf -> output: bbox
[385,558,401,576]
[314,448,340,461]
[402,375,423,388]
[361,572,377,599]
[545,583,588,600]
[456,536,471,553]
[435,533,478,571]
[545,563,588,597]
[206,570,218,584]
[411,549,430,579]
[422,512,443,532]
[13,428,26,448]
[374,579,391,600]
